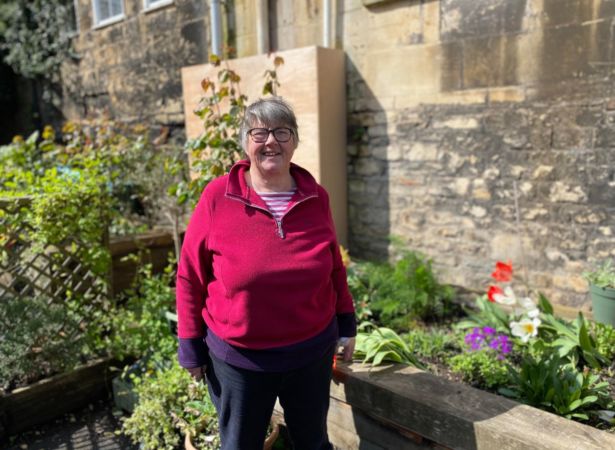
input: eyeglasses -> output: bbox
[247,127,293,143]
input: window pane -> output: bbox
[111,0,123,16]
[95,0,123,23]
[98,0,110,20]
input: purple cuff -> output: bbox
[337,312,357,337]
[178,337,208,368]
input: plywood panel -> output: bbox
[181,46,347,245]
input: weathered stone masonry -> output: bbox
[57,0,615,311]
[346,0,615,308]
[62,0,211,124]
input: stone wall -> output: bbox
[343,0,615,308]
[59,0,615,310]
[61,0,211,124]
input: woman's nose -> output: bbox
[265,131,278,145]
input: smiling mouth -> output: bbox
[262,151,281,157]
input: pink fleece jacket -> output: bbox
[176,160,355,351]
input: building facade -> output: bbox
[63,0,615,310]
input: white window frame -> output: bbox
[64,0,80,37]
[143,0,173,12]
[92,0,125,28]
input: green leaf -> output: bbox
[538,292,554,314]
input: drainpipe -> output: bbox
[323,0,332,48]
[256,0,269,54]
[210,0,223,57]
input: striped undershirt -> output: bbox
[255,189,296,221]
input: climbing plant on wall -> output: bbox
[0,0,76,81]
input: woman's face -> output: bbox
[245,122,297,177]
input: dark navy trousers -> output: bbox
[205,347,335,450]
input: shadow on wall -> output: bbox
[345,56,391,261]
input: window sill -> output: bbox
[142,0,174,14]
[92,14,126,30]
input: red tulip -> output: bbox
[491,261,513,282]
[487,285,504,302]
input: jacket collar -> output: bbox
[225,159,319,204]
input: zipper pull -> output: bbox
[276,220,285,239]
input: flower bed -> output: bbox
[349,254,615,432]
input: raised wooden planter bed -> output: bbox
[0,358,118,440]
[324,362,615,450]
[109,230,177,295]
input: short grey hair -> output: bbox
[240,97,299,150]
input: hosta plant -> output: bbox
[354,324,425,369]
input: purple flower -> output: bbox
[464,327,511,359]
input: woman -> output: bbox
[176,97,356,450]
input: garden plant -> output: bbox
[2,50,615,448]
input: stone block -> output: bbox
[523,207,549,221]
[453,177,470,195]
[407,142,439,161]
[542,0,615,28]
[432,116,480,129]
[355,158,384,176]
[531,165,554,179]
[488,86,526,103]
[440,0,527,40]
[575,108,603,126]
[364,44,444,99]
[552,126,593,149]
[594,126,615,147]
[530,21,613,85]
[462,35,519,88]
[490,233,541,263]
[548,181,589,203]
[552,274,589,293]
[471,179,491,200]
[469,205,487,218]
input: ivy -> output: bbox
[0,0,75,81]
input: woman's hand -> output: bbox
[186,365,207,381]
[337,337,356,362]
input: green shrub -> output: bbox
[349,251,456,330]
[583,260,615,289]
[403,328,458,360]
[106,262,177,361]
[592,322,615,361]
[0,296,93,392]
[121,363,218,450]
[449,351,510,389]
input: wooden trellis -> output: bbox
[0,197,109,323]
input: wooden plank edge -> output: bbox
[109,230,178,257]
[0,357,120,438]
[331,362,615,450]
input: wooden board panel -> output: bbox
[331,362,615,450]
[0,358,116,438]
[181,46,348,245]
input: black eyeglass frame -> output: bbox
[247,127,294,143]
